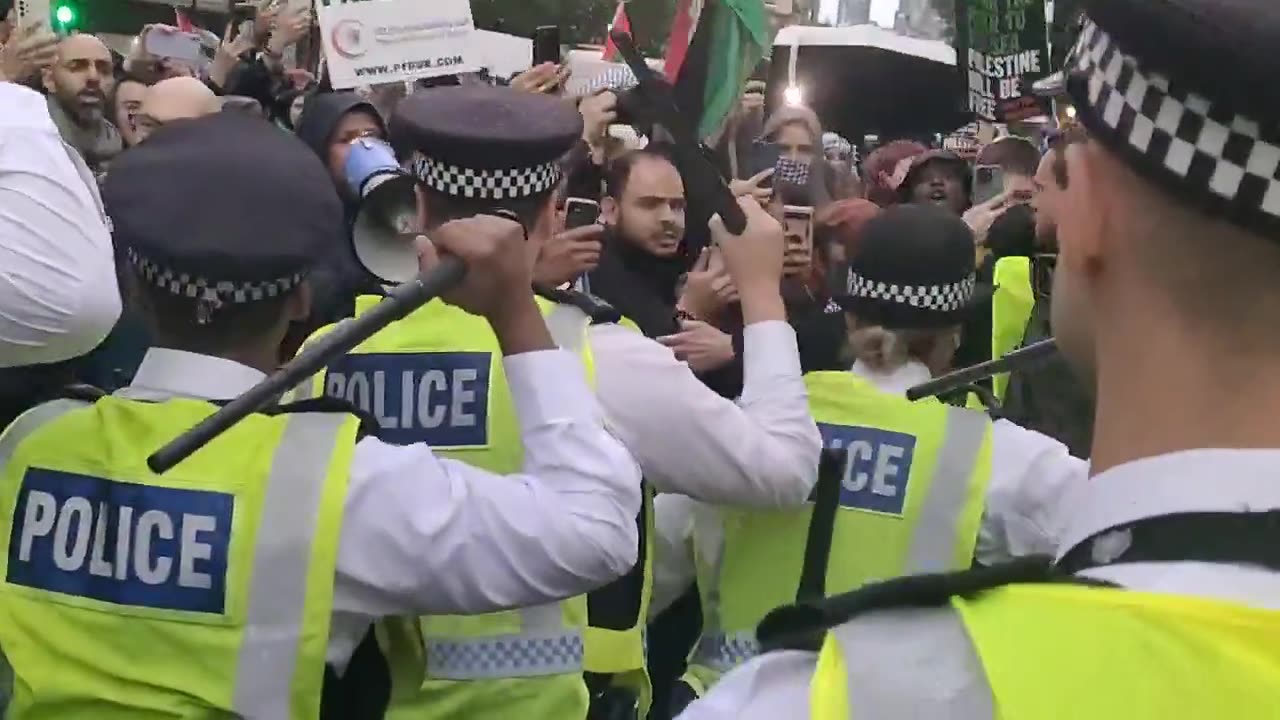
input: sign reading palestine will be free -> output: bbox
[965,0,1052,122]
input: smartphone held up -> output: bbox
[564,198,601,231]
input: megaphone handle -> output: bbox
[146,257,467,474]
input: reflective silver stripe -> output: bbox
[424,601,581,680]
[0,400,89,468]
[232,413,348,717]
[830,607,995,718]
[691,631,759,673]
[692,517,743,674]
[545,303,590,355]
[906,407,989,573]
[413,302,590,683]
[424,627,584,680]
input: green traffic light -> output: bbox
[54,5,75,25]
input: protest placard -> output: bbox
[315,0,479,89]
[962,0,1051,123]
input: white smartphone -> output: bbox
[144,27,210,66]
[16,0,51,26]
[972,165,1006,206]
[783,205,815,254]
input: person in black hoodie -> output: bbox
[286,92,386,356]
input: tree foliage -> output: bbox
[470,0,678,55]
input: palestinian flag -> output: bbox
[602,1,632,63]
[666,0,770,141]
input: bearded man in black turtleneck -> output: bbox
[589,147,691,338]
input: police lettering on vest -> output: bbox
[324,352,492,446]
[7,469,232,614]
[817,423,916,516]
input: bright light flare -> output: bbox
[784,85,804,106]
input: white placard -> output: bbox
[316,0,478,90]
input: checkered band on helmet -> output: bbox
[847,271,977,313]
[125,247,304,305]
[1068,16,1280,230]
[413,157,562,201]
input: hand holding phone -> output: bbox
[972,164,1006,206]
[781,205,815,279]
[564,198,601,230]
[144,26,212,67]
[536,201,603,287]
[748,142,782,185]
[533,25,561,66]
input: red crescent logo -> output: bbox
[330,19,368,60]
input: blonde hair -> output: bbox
[761,106,823,146]
[847,321,960,374]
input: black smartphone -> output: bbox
[533,25,561,66]
[565,198,601,230]
[748,142,782,186]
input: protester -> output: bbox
[42,34,121,174]
[133,76,221,143]
[590,147,690,338]
[761,105,823,164]
[290,91,389,346]
[109,74,148,147]
[861,139,926,207]
[896,150,971,216]
[975,135,1041,197]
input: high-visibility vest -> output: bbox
[0,395,356,719]
[810,583,1280,718]
[991,257,1035,402]
[303,294,652,720]
[685,371,992,691]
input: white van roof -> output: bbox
[772,23,956,66]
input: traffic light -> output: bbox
[53,2,78,31]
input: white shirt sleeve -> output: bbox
[650,493,699,618]
[330,348,642,619]
[976,419,1089,564]
[0,83,121,368]
[677,650,817,720]
[592,321,822,507]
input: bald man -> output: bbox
[134,76,221,143]
[41,33,122,172]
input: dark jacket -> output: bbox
[286,93,387,356]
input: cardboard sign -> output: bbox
[961,0,1052,123]
[315,0,478,89]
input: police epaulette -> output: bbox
[535,285,623,325]
[756,556,1059,654]
[273,397,382,441]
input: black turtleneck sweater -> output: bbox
[587,232,688,339]
[587,232,747,399]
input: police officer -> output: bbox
[680,0,1280,715]
[653,203,1085,702]
[297,85,821,720]
[0,112,642,719]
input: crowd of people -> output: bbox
[2,0,1280,717]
